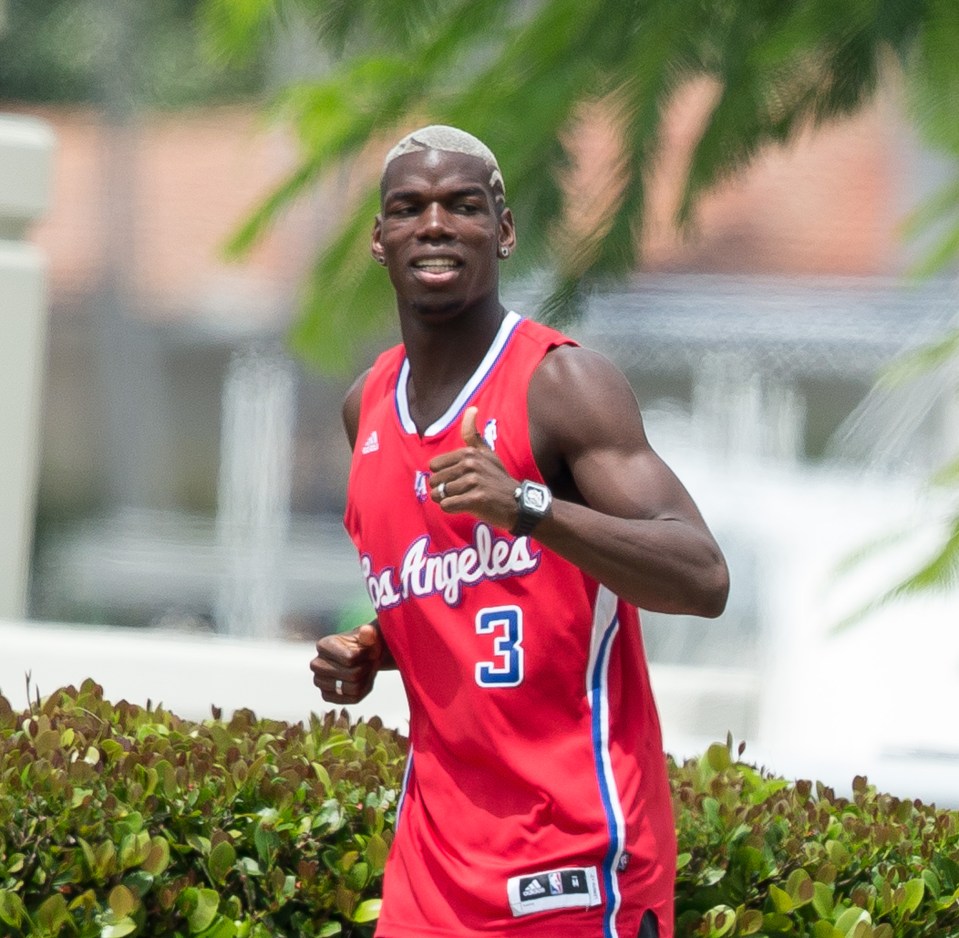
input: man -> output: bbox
[310,125,728,938]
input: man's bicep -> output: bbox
[570,436,706,525]
[532,348,703,523]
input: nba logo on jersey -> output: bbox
[483,419,498,450]
[413,470,429,503]
[548,872,563,895]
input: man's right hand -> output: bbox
[310,622,387,704]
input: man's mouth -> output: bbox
[412,257,460,272]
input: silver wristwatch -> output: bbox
[511,480,553,537]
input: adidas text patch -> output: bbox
[507,866,601,917]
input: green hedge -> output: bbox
[1,681,957,937]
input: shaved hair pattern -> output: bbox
[383,125,506,201]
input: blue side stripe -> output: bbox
[395,747,413,827]
[590,612,622,938]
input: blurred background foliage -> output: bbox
[0,0,267,107]
[194,0,959,369]
[3,0,957,366]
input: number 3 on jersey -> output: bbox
[475,605,524,687]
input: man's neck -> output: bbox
[400,302,507,433]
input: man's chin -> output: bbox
[409,297,467,321]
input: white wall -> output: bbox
[0,618,409,729]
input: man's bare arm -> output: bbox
[429,346,728,616]
[310,370,395,706]
[527,345,728,615]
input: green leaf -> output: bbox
[705,742,732,772]
[738,909,763,935]
[703,904,736,936]
[0,889,26,928]
[364,832,390,874]
[192,889,222,933]
[900,878,925,916]
[786,867,814,905]
[108,885,138,918]
[351,898,382,924]
[36,894,70,932]
[237,856,262,876]
[119,830,152,870]
[208,841,237,885]
[813,881,836,918]
[179,886,222,934]
[188,835,212,857]
[347,861,370,891]
[101,921,138,938]
[834,907,870,933]
[95,840,118,878]
[196,917,237,938]
[141,837,171,876]
[812,922,845,938]
[769,883,795,913]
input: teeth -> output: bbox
[414,259,458,271]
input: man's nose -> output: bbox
[418,203,453,238]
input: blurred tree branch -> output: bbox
[200,0,957,372]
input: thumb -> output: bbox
[354,622,380,649]
[461,406,488,448]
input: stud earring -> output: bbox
[374,255,386,266]
[499,246,510,258]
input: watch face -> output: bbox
[522,482,551,514]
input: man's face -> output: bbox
[372,149,515,320]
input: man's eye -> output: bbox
[388,203,418,216]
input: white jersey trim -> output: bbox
[586,585,627,938]
[395,310,522,437]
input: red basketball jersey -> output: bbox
[345,313,676,938]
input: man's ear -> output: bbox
[498,207,517,255]
[371,214,385,264]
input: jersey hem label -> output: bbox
[507,865,601,917]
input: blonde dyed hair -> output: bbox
[383,125,506,201]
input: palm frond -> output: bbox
[286,188,393,371]
[833,512,959,631]
[930,454,959,489]
[200,0,284,64]
[203,0,949,377]
[880,327,959,386]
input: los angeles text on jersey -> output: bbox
[360,522,541,609]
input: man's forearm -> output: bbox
[533,500,729,617]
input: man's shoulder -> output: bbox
[514,314,579,351]
[529,342,636,424]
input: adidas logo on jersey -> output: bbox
[361,431,379,454]
[521,879,546,898]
